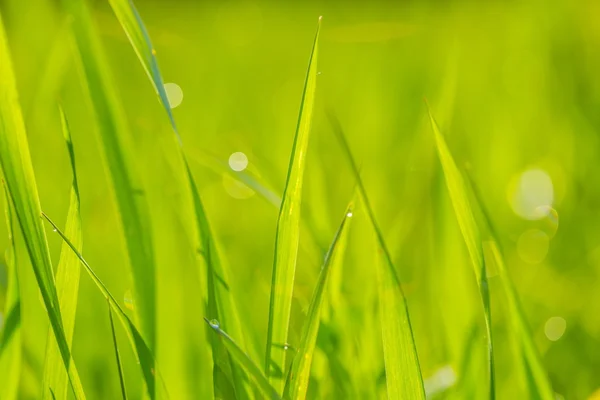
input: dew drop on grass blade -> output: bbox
[0,186,21,400]
[41,109,83,400]
[0,13,86,400]
[60,0,158,369]
[265,17,321,392]
[283,201,354,400]
[204,318,280,400]
[427,105,495,399]
[465,174,554,400]
[42,213,164,400]
[108,301,129,400]
[328,114,426,399]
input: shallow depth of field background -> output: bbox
[1,0,600,398]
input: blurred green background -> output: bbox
[1,0,600,398]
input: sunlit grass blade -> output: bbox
[41,109,83,400]
[42,213,163,399]
[265,17,321,391]
[283,201,354,400]
[108,302,128,400]
[426,104,495,399]
[0,14,86,400]
[328,113,425,399]
[204,318,280,400]
[0,186,21,400]
[466,175,554,400]
[107,0,178,138]
[61,0,157,356]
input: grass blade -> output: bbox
[42,213,162,399]
[0,186,21,400]
[427,104,495,399]
[265,17,321,391]
[283,201,354,400]
[204,318,280,400]
[61,0,158,356]
[466,174,554,400]
[41,109,83,400]
[328,113,425,399]
[0,14,86,400]
[108,302,128,400]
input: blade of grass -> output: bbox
[104,0,254,395]
[0,185,21,400]
[265,17,321,391]
[41,108,83,400]
[466,174,554,400]
[204,318,280,400]
[426,104,495,399]
[61,0,158,356]
[0,14,86,400]
[108,301,128,400]
[283,201,354,400]
[42,213,163,399]
[328,113,425,399]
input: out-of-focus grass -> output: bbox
[1,0,600,399]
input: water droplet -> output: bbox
[209,319,220,329]
[317,71,322,75]
[283,345,289,350]
[544,316,566,341]
[228,152,249,172]
[124,290,134,311]
[346,211,353,217]
[53,228,57,232]
[164,82,183,109]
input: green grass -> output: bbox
[0,0,598,399]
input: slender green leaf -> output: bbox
[61,0,157,356]
[204,318,280,400]
[41,109,83,400]
[466,175,554,400]
[328,113,425,399]
[108,301,128,400]
[283,201,354,400]
[0,185,21,400]
[427,105,495,399]
[266,17,321,391]
[0,14,86,400]
[42,213,163,399]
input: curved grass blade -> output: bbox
[61,0,157,355]
[0,14,86,400]
[108,302,128,400]
[106,0,178,140]
[41,109,83,400]
[42,213,163,400]
[426,105,495,399]
[204,318,280,400]
[0,186,21,400]
[283,201,354,400]
[265,17,321,391]
[328,113,425,399]
[466,175,554,400]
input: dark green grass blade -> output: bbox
[61,0,157,354]
[107,0,178,138]
[108,302,128,400]
[265,17,321,391]
[42,109,83,400]
[466,175,554,400]
[427,105,495,399]
[204,318,280,400]
[328,114,425,399]
[42,213,163,399]
[0,14,86,400]
[0,186,21,400]
[283,201,354,400]
[105,1,253,396]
